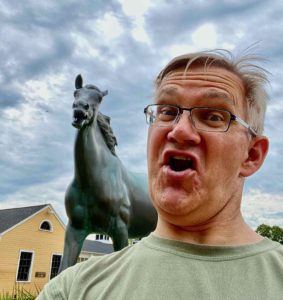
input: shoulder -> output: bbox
[37,262,85,299]
[262,238,283,253]
[80,242,141,270]
[266,239,283,258]
[250,238,283,271]
[37,243,141,299]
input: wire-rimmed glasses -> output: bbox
[144,104,257,136]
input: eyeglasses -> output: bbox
[144,104,257,136]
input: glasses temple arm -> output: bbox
[233,115,257,137]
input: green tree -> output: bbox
[256,224,283,244]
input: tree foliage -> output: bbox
[256,224,283,244]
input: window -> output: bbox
[50,254,62,279]
[95,234,110,241]
[17,251,33,282]
[77,256,88,263]
[40,220,52,231]
[132,238,141,244]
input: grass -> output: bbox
[1,284,40,300]
[0,296,35,300]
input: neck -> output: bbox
[74,121,104,186]
[154,211,262,246]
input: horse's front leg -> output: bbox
[111,196,131,250]
[111,217,129,251]
[59,222,88,273]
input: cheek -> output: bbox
[147,127,168,193]
[147,127,166,165]
[146,127,152,159]
[147,129,158,178]
[207,136,248,178]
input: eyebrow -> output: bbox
[202,90,234,104]
[156,87,179,98]
[156,87,234,105]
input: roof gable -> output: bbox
[0,204,64,235]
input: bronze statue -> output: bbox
[59,75,157,272]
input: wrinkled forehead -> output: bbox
[155,66,245,105]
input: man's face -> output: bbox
[147,66,253,227]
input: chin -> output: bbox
[152,187,199,217]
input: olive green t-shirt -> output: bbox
[37,234,283,300]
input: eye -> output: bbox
[72,103,77,108]
[84,104,89,110]
[157,105,178,121]
[194,108,230,128]
[206,113,224,122]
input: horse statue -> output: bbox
[59,75,157,272]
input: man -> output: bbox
[37,50,283,299]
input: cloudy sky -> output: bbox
[0,0,282,232]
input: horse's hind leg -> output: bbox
[111,218,129,251]
[59,222,88,273]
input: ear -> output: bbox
[102,90,108,97]
[240,135,269,177]
[75,74,83,89]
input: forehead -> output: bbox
[156,66,245,106]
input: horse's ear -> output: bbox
[75,74,83,89]
[102,90,108,97]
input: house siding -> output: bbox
[0,207,65,295]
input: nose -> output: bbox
[167,111,201,145]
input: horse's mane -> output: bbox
[97,112,118,156]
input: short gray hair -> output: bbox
[155,50,269,135]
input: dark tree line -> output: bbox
[256,224,283,244]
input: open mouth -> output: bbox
[168,156,195,172]
[72,110,87,128]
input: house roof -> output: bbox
[0,204,60,235]
[0,204,113,255]
[82,239,114,254]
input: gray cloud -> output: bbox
[145,0,268,47]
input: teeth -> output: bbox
[172,156,191,160]
[169,156,194,172]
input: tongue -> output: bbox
[170,158,193,172]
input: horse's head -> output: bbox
[72,74,108,129]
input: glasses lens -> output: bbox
[145,105,179,126]
[192,108,231,132]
